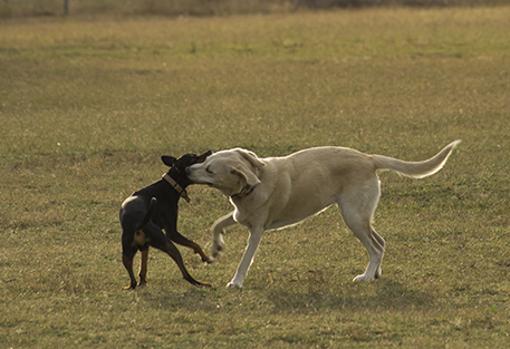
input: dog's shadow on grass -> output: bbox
[136,285,221,312]
[264,278,434,312]
[138,278,433,313]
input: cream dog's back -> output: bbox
[260,146,375,230]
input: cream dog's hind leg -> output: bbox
[337,177,386,282]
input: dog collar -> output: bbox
[230,185,255,200]
[162,173,190,203]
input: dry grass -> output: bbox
[1,7,509,348]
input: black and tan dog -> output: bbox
[119,151,212,289]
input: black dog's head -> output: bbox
[161,150,212,185]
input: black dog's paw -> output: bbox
[197,281,212,288]
[123,281,137,290]
[202,255,214,264]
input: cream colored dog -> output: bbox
[186,141,461,288]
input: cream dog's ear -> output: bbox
[231,165,261,188]
[235,148,265,169]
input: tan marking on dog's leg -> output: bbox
[134,230,146,246]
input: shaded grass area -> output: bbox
[1,7,509,348]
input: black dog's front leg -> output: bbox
[167,229,213,264]
[144,223,211,288]
[162,214,212,263]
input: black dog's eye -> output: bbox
[206,166,214,174]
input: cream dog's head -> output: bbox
[186,148,265,197]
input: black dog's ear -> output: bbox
[197,150,213,162]
[161,155,177,167]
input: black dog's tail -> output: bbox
[140,197,157,228]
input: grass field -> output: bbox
[1,6,509,348]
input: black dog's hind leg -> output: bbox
[138,248,149,287]
[167,230,213,264]
[121,231,138,290]
[136,197,156,287]
[143,222,211,288]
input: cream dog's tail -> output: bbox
[371,140,461,179]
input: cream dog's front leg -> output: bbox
[227,227,264,289]
[210,211,236,258]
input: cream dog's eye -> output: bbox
[206,166,214,174]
